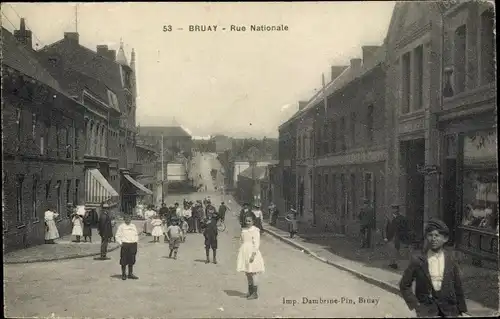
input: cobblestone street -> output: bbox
[4,194,414,318]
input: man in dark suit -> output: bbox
[359,198,376,248]
[399,218,467,317]
[384,204,412,269]
[98,203,114,260]
[239,202,253,228]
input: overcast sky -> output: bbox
[2,2,395,138]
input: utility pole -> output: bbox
[161,134,164,204]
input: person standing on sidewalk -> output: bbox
[384,204,412,269]
[252,203,264,233]
[218,202,228,223]
[115,214,139,281]
[399,218,467,317]
[359,199,376,248]
[268,203,279,226]
[44,207,60,244]
[285,208,298,238]
[98,203,114,260]
[71,212,84,243]
[82,210,93,243]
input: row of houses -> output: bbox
[272,2,497,263]
[1,19,191,252]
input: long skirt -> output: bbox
[120,242,138,266]
[143,220,154,234]
[151,226,163,237]
[83,224,92,237]
[45,220,59,240]
[236,243,265,273]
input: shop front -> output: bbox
[442,121,498,264]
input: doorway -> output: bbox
[401,139,425,242]
[298,178,305,217]
[443,158,458,244]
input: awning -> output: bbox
[86,169,119,206]
[124,174,153,195]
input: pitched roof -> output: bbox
[116,41,128,66]
[239,166,268,180]
[138,126,192,138]
[2,27,64,94]
[38,37,127,113]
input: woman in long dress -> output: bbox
[237,215,265,300]
[44,208,60,244]
[252,204,264,233]
[143,206,155,235]
[71,213,84,242]
[82,210,93,242]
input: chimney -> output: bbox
[64,32,79,44]
[298,101,308,111]
[331,65,348,82]
[107,50,116,61]
[96,45,109,56]
[350,58,362,70]
[14,18,33,49]
[362,46,380,64]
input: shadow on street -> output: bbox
[223,290,247,298]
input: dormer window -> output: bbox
[107,89,119,109]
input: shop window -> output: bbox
[454,25,467,93]
[401,52,411,113]
[16,175,25,223]
[413,45,424,110]
[461,130,498,232]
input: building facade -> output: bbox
[278,119,297,216]
[2,26,86,251]
[138,126,193,160]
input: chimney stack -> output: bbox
[298,101,308,111]
[64,32,79,44]
[330,65,348,82]
[350,58,362,70]
[362,46,380,64]
[107,50,116,61]
[14,18,33,49]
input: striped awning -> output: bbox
[86,169,119,206]
[124,174,153,195]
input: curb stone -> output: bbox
[4,234,148,265]
[263,227,489,317]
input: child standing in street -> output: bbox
[151,214,163,243]
[237,215,265,300]
[202,214,219,264]
[181,218,189,242]
[115,214,139,281]
[71,212,84,243]
[399,218,467,317]
[165,217,182,259]
[285,209,298,238]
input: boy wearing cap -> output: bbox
[202,214,219,264]
[399,218,467,318]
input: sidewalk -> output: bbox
[262,222,499,317]
[4,221,146,264]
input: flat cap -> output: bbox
[425,218,449,235]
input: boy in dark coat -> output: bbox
[399,218,467,318]
[202,213,219,264]
[97,203,114,260]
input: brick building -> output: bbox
[2,25,86,251]
[277,118,297,216]
[37,30,151,214]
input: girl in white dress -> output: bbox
[151,214,164,243]
[71,213,84,242]
[44,208,60,243]
[237,215,265,300]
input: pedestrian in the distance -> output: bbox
[202,213,219,264]
[285,209,298,238]
[237,215,265,300]
[82,210,93,243]
[399,218,467,317]
[44,207,60,244]
[115,214,139,281]
[268,203,279,226]
[252,203,264,233]
[182,203,193,232]
[218,202,228,223]
[359,198,376,248]
[151,213,163,243]
[239,203,252,228]
[384,203,413,269]
[181,218,189,242]
[165,217,182,259]
[71,212,83,243]
[98,203,114,260]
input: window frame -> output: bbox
[32,177,39,222]
[16,174,25,225]
[367,105,374,142]
[363,172,375,203]
[56,180,62,217]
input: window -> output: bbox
[32,113,37,139]
[297,136,302,159]
[66,127,71,158]
[364,172,374,202]
[340,174,346,219]
[32,178,38,220]
[16,175,25,223]
[74,179,80,205]
[454,25,467,93]
[56,180,62,215]
[56,125,60,157]
[324,173,329,206]
[66,180,71,216]
[44,124,50,155]
[40,135,44,155]
[302,135,306,159]
[402,52,411,113]
[316,173,322,205]
[74,127,79,158]
[350,112,356,146]
[330,120,337,153]
[45,181,51,199]
[414,45,424,110]
[461,130,497,231]
[340,117,346,151]
[367,105,374,142]
[480,9,495,85]
[350,173,356,220]
[331,174,337,214]
[323,123,329,154]
[16,108,22,150]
